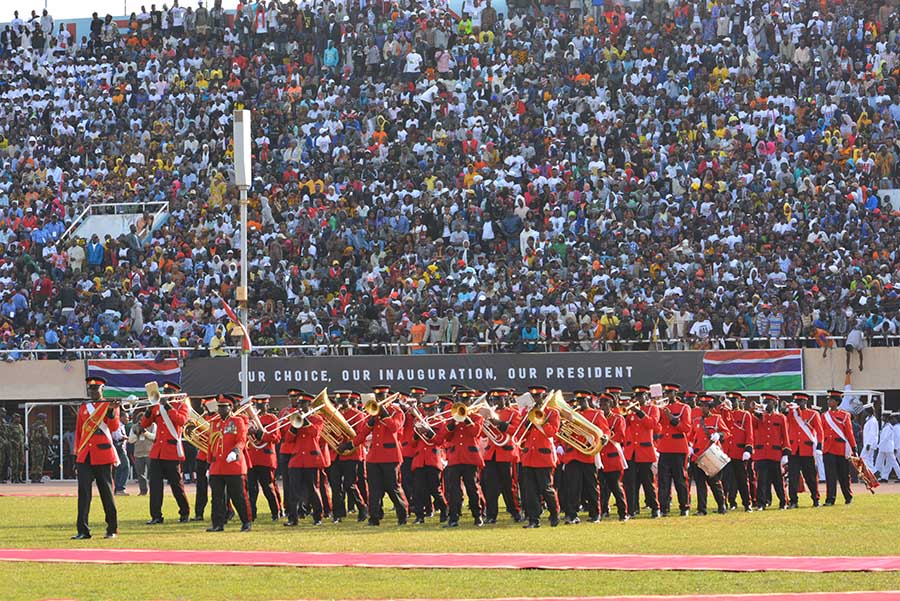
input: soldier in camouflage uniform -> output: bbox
[29,413,51,483]
[0,407,9,482]
[7,414,26,483]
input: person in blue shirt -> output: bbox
[86,234,105,270]
[521,317,540,352]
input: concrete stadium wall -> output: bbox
[0,360,85,401]
[803,347,900,391]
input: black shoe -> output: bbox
[549,516,559,527]
[696,509,708,516]
[413,517,425,524]
[824,500,835,506]
[104,532,117,539]
[680,509,689,517]
[179,515,190,523]
[357,509,368,522]
[717,507,727,515]
[397,518,408,526]
[844,498,853,505]
[485,517,497,524]
[744,506,753,512]
[588,516,601,523]
[71,533,91,540]
[425,511,434,518]
[240,522,252,532]
[367,520,380,527]
[283,520,298,527]
[564,516,580,525]
[651,510,660,519]
[312,520,323,526]
[601,512,610,519]
[512,513,524,523]
[190,516,204,522]
[660,512,669,518]
[439,509,448,523]
[146,518,164,525]
[443,521,459,528]
[619,515,629,522]
[474,517,484,527]
[787,502,799,509]
[729,504,737,511]
[813,499,820,507]
[332,517,341,524]
[206,526,224,532]
[522,521,539,529]
[778,504,787,510]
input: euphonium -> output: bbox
[548,392,608,456]
[467,395,509,446]
[183,406,212,454]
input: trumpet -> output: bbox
[618,399,641,415]
[363,392,401,417]
[510,391,552,447]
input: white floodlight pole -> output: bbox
[233,110,252,399]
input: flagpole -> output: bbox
[233,110,252,400]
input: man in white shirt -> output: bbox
[874,412,899,482]
[860,404,879,472]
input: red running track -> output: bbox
[302,595,900,601]
[1,548,899,572]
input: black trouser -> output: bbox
[628,462,659,513]
[657,452,689,513]
[413,466,446,519]
[76,458,117,536]
[622,463,637,514]
[149,458,190,519]
[482,459,520,520]
[356,460,368,510]
[599,470,628,519]
[695,467,726,512]
[366,462,407,523]
[824,453,853,503]
[210,474,250,528]
[563,461,598,519]
[278,453,292,516]
[400,456,414,505]
[520,466,558,523]
[288,467,322,521]
[755,459,786,508]
[554,464,566,516]
[329,460,365,518]
[248,466,281,520]
[195,459,209,518]
[726,460,753,509]
[444,463,482,523]
[788,455,819,504]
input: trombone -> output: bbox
[120,381,189,413]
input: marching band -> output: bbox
[72,378,871,538]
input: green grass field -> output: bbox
[0,493,897,600]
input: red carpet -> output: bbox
[1,548,899,572]
[295,595,900,601]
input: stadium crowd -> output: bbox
[1,0,900,359]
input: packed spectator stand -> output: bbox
[1,0,900,361]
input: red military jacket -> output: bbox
[724,409,754,460]
[352,406,405,464]
[435,413,485,468]
[691,414,730,456]
[411,432,444,470]
[484,406,521,463]
[285,414,327,469]
[400,413,417,459]
[247,412,280,469]
[209,414,249,476]
[600,412,627,472]
[787,408,824,457]
[141,401,190,461]
[196,411,218,462]
[519,407,561,468]
[655,401,692,454]
[563,408,608,465]
[75,402,121,465]
[337,406,366,461]
[822,409,856,457]
[752,411,790,461]
[627,405,659,463]
[277,406,299,456]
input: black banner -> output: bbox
[181,351,703,397]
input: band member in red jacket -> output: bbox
[752,393,790,510]
[598,394,629,521]
[399,387,426,505]
[206,394,252,532]
[72,377,120,539]
[518,391,561,528]
[282,393,326,526]
[329,391,367,523]
[562,390,608,524]
[246,395,282,521]
[787,392,824,508]
[191,395,220,521]
[141,381,191,524]
[434,394,486,528]
[278,389,307,523]
[691,395,730,515]
[410,397,447,524]
[482,388,523,524]
[624,386,660,518]
[722,392,754,511]
[656,383,692,517]
[341,393,409,526]
[822,390,858,505]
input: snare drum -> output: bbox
[696,443,730,478]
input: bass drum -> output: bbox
[696,444,730,478]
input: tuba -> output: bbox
[312,389,357,455]
[548,392,608,456]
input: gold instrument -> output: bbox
[551,393,608,456]
[121,381,190,413]
[618,399,641,415]
[263,390,357,455]
[183,405,212,454]
[76,401,113,454]
[363,392,400,417]
[233,397,266,433]
[406,401,437,441]
[466,395,509,445]
[510,390,552,447]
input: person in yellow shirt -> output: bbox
[209,327,229,357]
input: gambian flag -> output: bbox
[87,359,181,399]
[702,350,803,392]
